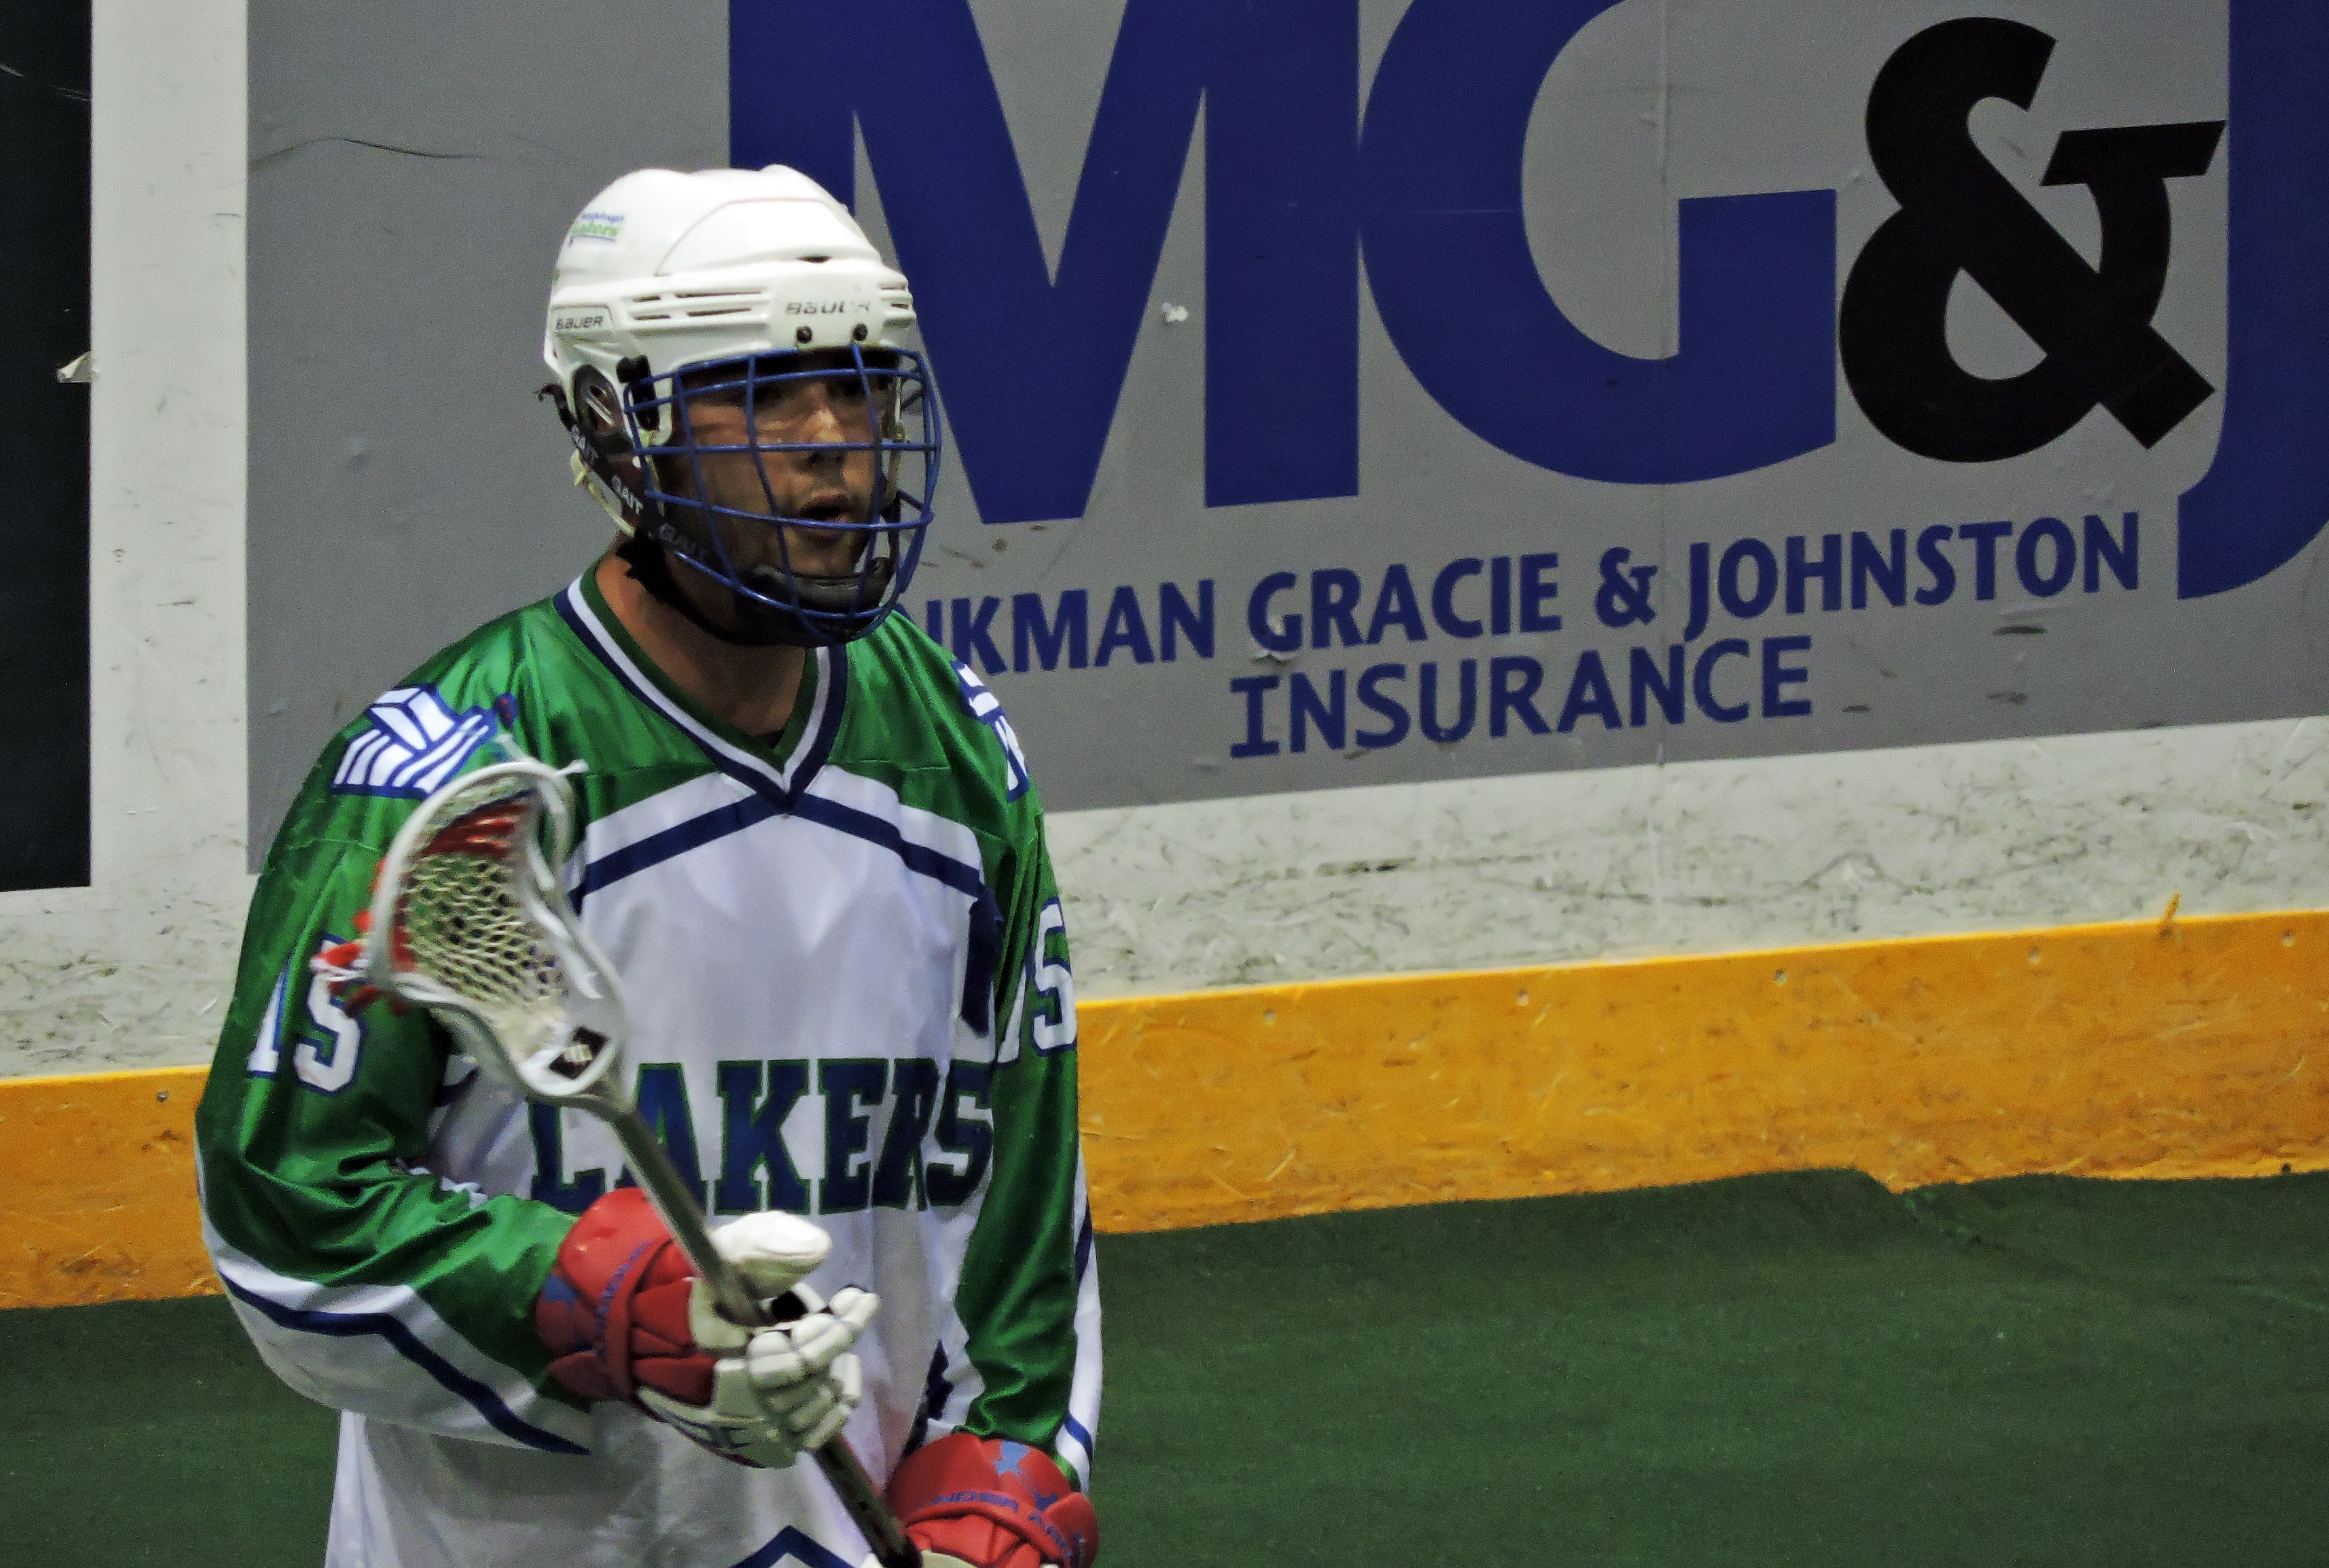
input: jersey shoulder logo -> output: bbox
[951,659,1030,802]
[331,685,505,799]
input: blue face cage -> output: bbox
[620,343,942,647]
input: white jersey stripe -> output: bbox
[555,579,837,801]
[579,769,758,862]
[203,1212,591,1454]
[569,763,994,916]
[406,714,493,793]
[338,729,388,783]
[1059,1142,1102,1486]
[373,696,435,751]
[803,765,985,883]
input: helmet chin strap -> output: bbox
[615,531,818,649]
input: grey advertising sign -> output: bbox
[251,0,2329,850]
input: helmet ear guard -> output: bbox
[569,365,641,462]
[540,370,657,535]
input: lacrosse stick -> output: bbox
[359,758,921,1568]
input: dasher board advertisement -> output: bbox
[250,1,2329,829]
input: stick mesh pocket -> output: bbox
[393,775,569,1057]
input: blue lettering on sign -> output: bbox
[1230,676,1279,759]
[1249,573,1301,654]
[1203,512,2138,758]
[1094,587,1153,666]
[937,581,1211,677]
[925,513,2144,756]
[1356,664,1411,748]
[734,0,1828,500]
[733,0,1357,524]
[1359,0,1837,483]
[2175,0,2329,598]
[735,3,2329,594]
[1014,590,1088,673]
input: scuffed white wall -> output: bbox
[1052,715,2329,997]
[0,0,255,1079]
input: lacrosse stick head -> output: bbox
[367,758,628,1102]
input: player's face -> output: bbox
[670,357,885,585]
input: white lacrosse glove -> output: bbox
[628,1210,881,1468]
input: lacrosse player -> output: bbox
[195,166,1101,1568]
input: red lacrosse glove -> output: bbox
[535,1186,715,1406]
[534,1187,875,1470]
[889,1432,1100,1568]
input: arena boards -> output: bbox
[8,907,2324,1308]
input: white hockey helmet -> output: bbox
[543,165,940,647]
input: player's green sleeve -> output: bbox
[194,799,592,1455]
[950,808,1101,1486]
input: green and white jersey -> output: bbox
[196,568,1099,1568]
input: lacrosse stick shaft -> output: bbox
[600,1106,766,1326]
[585,1101,922,1568]
[814,1431,923,1568]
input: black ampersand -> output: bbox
[1840,17,2224,463]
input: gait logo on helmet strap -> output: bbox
[567,423,648,518]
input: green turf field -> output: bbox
[10,1170,2329,1566]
